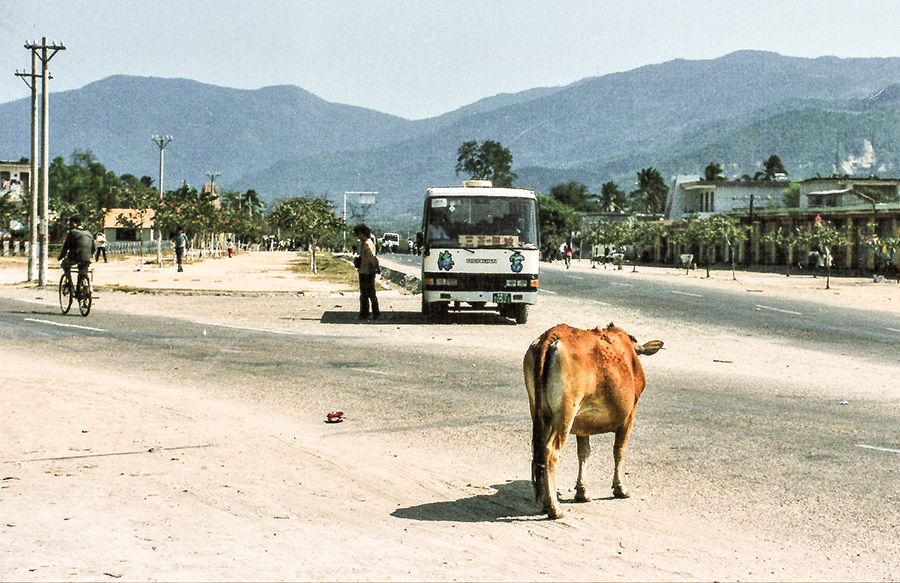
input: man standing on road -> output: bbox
[172,226,187,272]
[354,224,380,320]
[94,231,107,262]
[59,216,95,278]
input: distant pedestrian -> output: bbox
[354,224,380,320]
[94,231,107,263]
[227,239,235,258]
[172,226,187,272]
[564,240,573,269]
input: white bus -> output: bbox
[417,180,539,324]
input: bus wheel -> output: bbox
[513,303,528,324]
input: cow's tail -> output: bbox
[531,334,557,503]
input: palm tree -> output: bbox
[631,167,668,215]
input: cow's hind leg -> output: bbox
[612,423,632,498]
[574,435,591,502]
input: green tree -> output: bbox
[455,140,518,187]
[704,162,726,182]
[782,182,801,208]
[584,219,630,269]
[599,181,628,212]
[755,154,787,181]
[760,221,802,277]
[549,181,598,212]
[631,167,668,215]
[268,196,345,273]
[48,151,122,239]
[794,215,848,289]
[536,194,580,252]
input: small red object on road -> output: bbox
[326,411,345,423]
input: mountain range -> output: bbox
[3,50,900,229]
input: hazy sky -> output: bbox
[3,0,900,120]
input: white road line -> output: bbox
[856,444,900,454]
[540,289,557,295]
[12,297,53,305]
[611,282,633,287]
[24,318,107,332]
[568,275,584,280]
[591,300,610,306]
[887,327,900,334]
[196,322,296,335]
[348,367,390,376]
[671,290,703,298]
[755,305,802,316]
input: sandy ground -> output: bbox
[1,251,899,581]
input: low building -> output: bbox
[665,175,790,220]
[103,208,156,242]
[1,159,31,202]
[800,177,900,208]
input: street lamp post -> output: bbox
[151,135,172,266]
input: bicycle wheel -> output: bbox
[59,273,73,314]
[77,274,92,317]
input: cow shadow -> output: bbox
[392,480,545,523]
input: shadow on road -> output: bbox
[391,480,541,522]
[320,311,517,326]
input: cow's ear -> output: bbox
[635,340,664,355]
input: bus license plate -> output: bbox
[493,293,511,304]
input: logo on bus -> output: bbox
[510,251,525,273]
[438,250,455,271]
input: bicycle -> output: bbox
[59,265,93,316]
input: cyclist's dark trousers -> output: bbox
[175,247,184,271]
[61,258,90,279]
[96,247,107,262]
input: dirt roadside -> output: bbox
[2,252,899,581]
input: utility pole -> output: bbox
[24,38,65,287]
[151,135,172,266]
[15,49,40,281]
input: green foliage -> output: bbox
[536,193,580,247]
[455,140,518,187]
[268,196,343,241]
[782,182,801,208]
[704,162,726,181]
[599,181,628,212]
[268,196,345,272]
[631,167,668,214]
[48,151,122,238]
[549,181,599,212]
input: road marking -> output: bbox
[611,282,633,287]
[24,318,106,332]
[12,297,53,305]
[755,305,802,316]
[348,367,390,376]
[887,327,900,334]
[591,300,610,306]
[540,289,557,295]
[856,444,900,455]
[671,290,703,298]
[196,321,296,335]
[568,275,584,280]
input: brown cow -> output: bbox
[523,323,663,518]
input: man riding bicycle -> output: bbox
[59,215,96,278]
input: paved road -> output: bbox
[388,252,900,357]
[2,279,899,577]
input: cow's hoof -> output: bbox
[575,486,591,502]
[613,486,630,499]
[546,505,564,519]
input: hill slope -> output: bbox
[4,51,900,224]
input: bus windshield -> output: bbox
[425,196,538,249]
